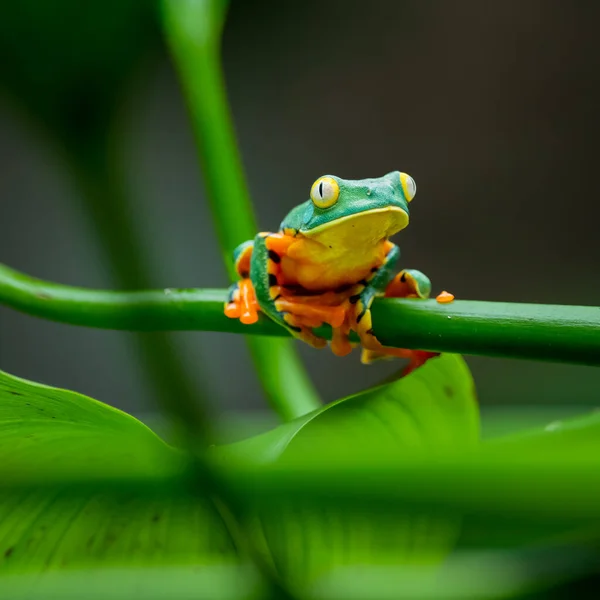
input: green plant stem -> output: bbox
[71,148,292,599]
[161,0,320,422]
[67,144,212,444]
[2,262,600,367]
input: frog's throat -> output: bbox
[300,206,409,245]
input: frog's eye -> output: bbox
[310,176,340,209]
[399,172,417,202]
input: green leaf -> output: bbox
[219,354,480,584]
[1,565,262,600]
[487,409,600,454]
[0,370,236,574]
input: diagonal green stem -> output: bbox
[2,262,600,367]
[161,0,320,422]
[65,141,213,444]
[71,148,295,600]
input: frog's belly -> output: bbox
[280,243,386,292]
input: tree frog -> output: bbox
[225,171,452,372]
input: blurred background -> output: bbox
[1,0,599,427]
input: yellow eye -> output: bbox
[310,176,340,209]
[399,172,417,202]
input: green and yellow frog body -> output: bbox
[225,171,451,368]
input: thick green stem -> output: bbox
[2,263,600,367]
[66,144,212,444]
[161,0,320,421]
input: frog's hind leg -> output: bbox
[360,268,439,371]
[250,233,328,349]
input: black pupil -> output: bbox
[319,181,324,198]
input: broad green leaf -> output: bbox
[486,410,600,454]
[1,548,589,600]
[0,370,236,575]
[2,565,262,600]
[219,354,480,585]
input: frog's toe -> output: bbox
[283,313,328,349]
[275,298,346,329]
[224,283,242,318]
[224,279,259,324]
[350,300,385,354]
[330,321,353,357]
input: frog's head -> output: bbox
[282,171,416,247]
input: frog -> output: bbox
[224,171,452,372]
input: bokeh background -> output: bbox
[1,0,599,424]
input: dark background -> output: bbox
[1,1,599,420]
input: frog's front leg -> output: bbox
[360,267,437,368]
[250,233,328,349]
[224,240,261,324]
[347,241,402,352]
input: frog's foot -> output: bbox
[361,347,440,374]
[358,269,439,372]
[330,315,354,357]
[274,296,347,351]
[274,297,347,329]
[348,289,385,356]
[349,268,433,355]
[385,269,432,300]
[224,278,260,325]
[281,313,328,349]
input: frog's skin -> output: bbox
[225,171,434,365]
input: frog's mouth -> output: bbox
[301,206,409,247]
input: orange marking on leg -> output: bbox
[290,315,324,329]
[265,232,296,255]
[436,290,455,304]
[235,246,253,277]
[275,299,346,329]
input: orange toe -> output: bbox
[225,302,241,319]
[331,326,353,356]
[240,311,259,325]
[274,299,345,329]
